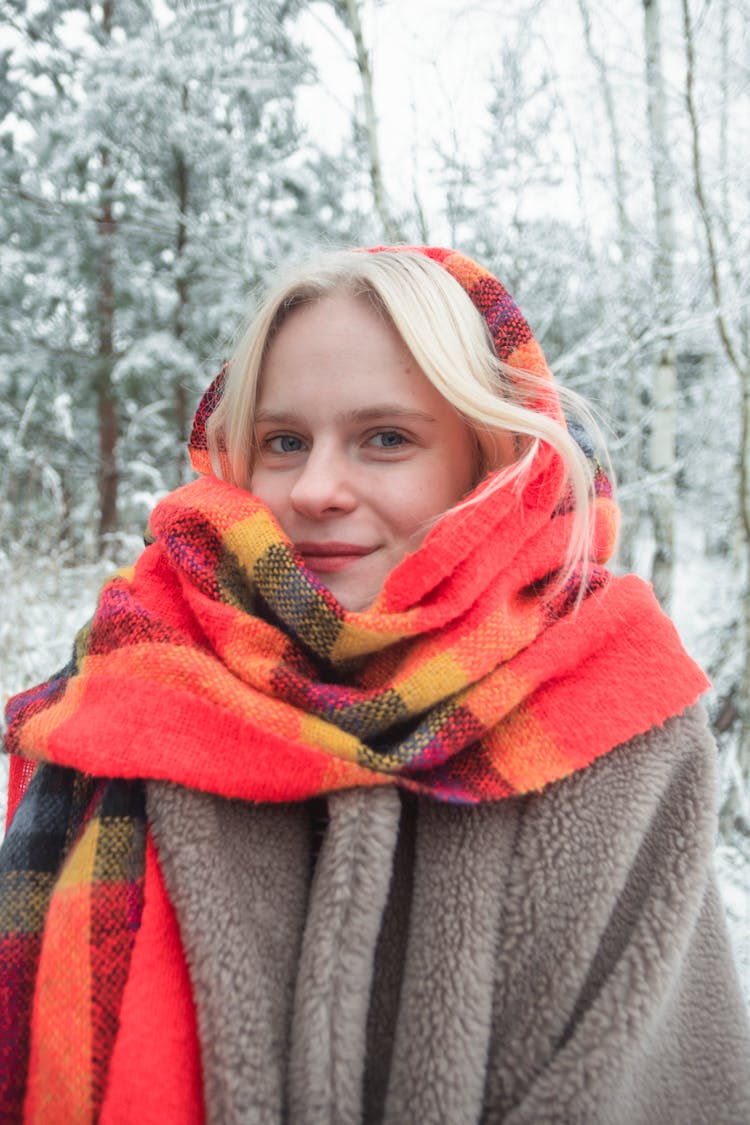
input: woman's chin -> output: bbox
[309,565,382,614]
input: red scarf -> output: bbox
[4,468,706,806]
[6,246,708,805]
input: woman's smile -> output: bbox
[250,291,477,611]
[295,540,378,574]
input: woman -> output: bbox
[1,246,748,1124]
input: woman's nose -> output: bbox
[289,444,357,518]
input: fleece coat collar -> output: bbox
[141,707,750,1125]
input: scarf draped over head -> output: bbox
[5,247,708,806]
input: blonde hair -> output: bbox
[207,249,609,585]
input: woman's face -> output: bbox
[250,292,478,611]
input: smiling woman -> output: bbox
[250,291,478,610]
[208,249,593,595]
[2,246,749,1124]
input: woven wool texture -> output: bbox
[0,765,146,1121]
[5,246,708,806]
[1,246,711,1121]
[4,466,705,806]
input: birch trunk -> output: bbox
[681,0,750,835]
[335,0,404,242]
[643,0,677,609]
[577,0,641,571]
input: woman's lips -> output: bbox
[296,541,376,574]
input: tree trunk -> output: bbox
[96,0,118,549]
[643,0,677,608]
[97,148,118,548]
[174,84,191,484]
[681,0,750,835]
[578,0,641,571]
[336,0,404,242]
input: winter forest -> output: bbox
[1,0,748,983]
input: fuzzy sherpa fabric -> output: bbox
[148,706,750,1125]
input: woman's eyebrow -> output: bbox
[341,405,437,424]
[255,405,438,425]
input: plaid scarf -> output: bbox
[2,469,706,804]
[1,765,146,1121]
[1,246,709,1121]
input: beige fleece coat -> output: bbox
[148,705,750,1124]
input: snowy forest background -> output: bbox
[1,0,748,989]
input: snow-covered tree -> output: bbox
[0,0,361,548]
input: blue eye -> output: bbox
[371,431,407,448]
[266,434,305,453]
